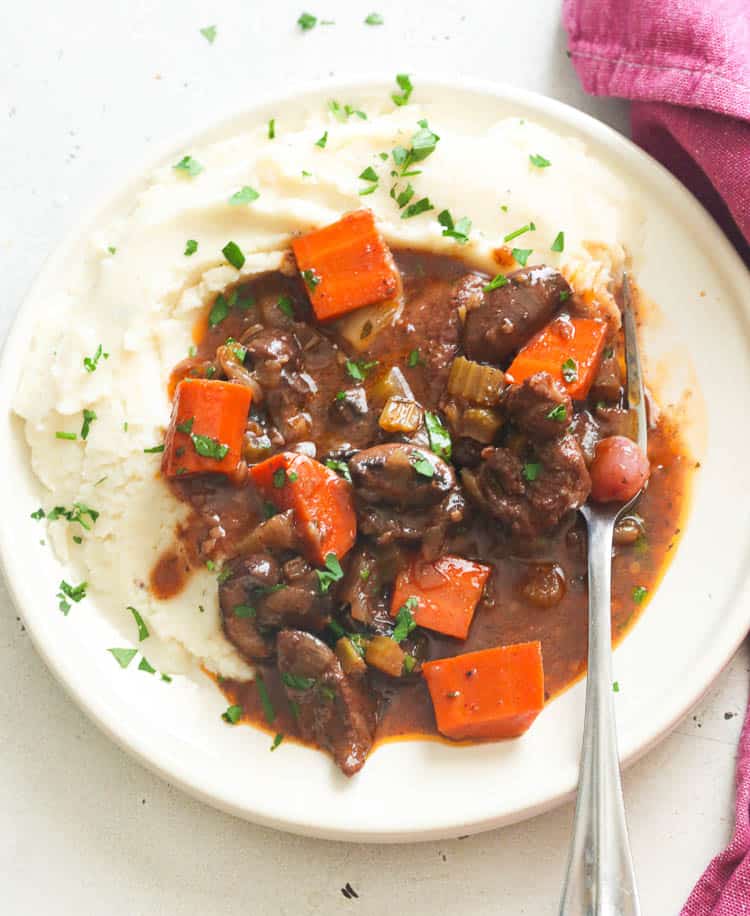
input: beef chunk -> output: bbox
[463,434,591,539]
[219,555,277,661]
[503,372,572,441]
[276,630,376,776]
[462,266,572,365]
[255,557,331,632]
[590,348,623,403]
[569,409,600,465]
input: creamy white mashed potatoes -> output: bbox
[14,94,642,680]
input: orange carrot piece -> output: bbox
[422,642,545,740]
[163,378,251,478]
[291,209,401,321]
[249,452,356,564]
[505,316,608,400]
[390,555,491,640]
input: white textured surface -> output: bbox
[1,2,747,914]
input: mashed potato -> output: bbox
[14,95,642,680]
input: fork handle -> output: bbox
[559,510,641,916]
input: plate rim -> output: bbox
[3,72,750,842]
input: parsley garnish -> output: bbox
[222,241,245,270]
[562,357,578,383]
[138,657,156,674]
[200,25,217,44]
[425,410,452,461]
[401,197,433,219]
[551,231,565,252]
[222,704,243,724]
[80,408,97,440]
[391,73,413,107]
[316,552,344,593]
[407,348,420,367]
[365,12,384,24]
[47,502,99,530]
[184,239,198,256]
[547,403,567,422]
[282,672,317,690]
[302,268,321,292]
[522,462,541,482]
[108,647,137,668]
[297,12,317,30]
[216,566,233,584]
[632,585,648,604]
[483,273,508,292]
[392,120,439,177]
[438,210,472,244]
[55,431,77,441]
[393,597,418,642]
[107,246,117,255]
[191,434,229,460]
[256,676,276,724]
[30,508,45,520]
[143,444,165,453]
[613,681,620,693]
[359,166,379,195]
[559,289,571,303]
[529,153,551,168]
[268,119,276,139]
[128,606,149,641]
[504,221,536,243]
[173,155,203,177]
[325,459,352,483]
[270,733,284,751]
[512,247,532,267]
[229,185,260,205]
[233,605,256,618]
[345,358,378,381]
[273,467,287,488]
[83,343,109,373]
[315,131,328,149]
[57,579,87,615]
[411,451,435,478]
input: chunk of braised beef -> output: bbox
[569,409,600,465]
[276,629,376,776]
[451,436,485,468]
[594,404,634,439]
[503,373,572,441]
[219,555,277,661]
[233,509,298,556]
[462,267,572,365]
[591,348,623,404]
[256,561,331,632]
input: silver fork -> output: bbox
[559,274,646,916]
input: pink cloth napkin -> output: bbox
[563,0,750,264]
[564,1,750,911]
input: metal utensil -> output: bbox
[559,273,645,916]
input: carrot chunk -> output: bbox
[505,316,608,400]
[163,378,251,478]
[291,209,401,321]
[249,452,356,564]
[422,642,545,740]
[390,555,491,640]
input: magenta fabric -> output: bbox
[563,1,750,911]
[563,0,750,263]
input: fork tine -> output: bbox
[621,272,648,454]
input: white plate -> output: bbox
[3,77,750,842]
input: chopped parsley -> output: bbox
[108,647,137,668]
[529,153,551,168]
[425,410,452,461]
[315,131,328,149]
[143,444,165,453]
[613,681,620,693]
[551,231,565,253]
[184,239,198,256]
[176,417,194,435]
[255,676,276,724]
[47,502,99,530]
[392,119,440,177]
[277,295,295,318]
[512,247,532,267]
[411,451,435,478]
[365,12,384,24]
[83,343,109,373]
[407,348,421,367]
[632,585,648,604]
[173,155,203,177]
[403,654,416,674]
[107,246,117,255]
[228,185,260,205]
[57,579,87,615]
[268,118,276,139]
[391,73,413,107]
[191,434,229,460]
[393,597,418,642]
[30,508,45,520]
[325,459,352,483]
[222,704,243,724]
[503,221,536,243]
[55,431,77,441]
[438,210,472,244]
[401,197,433,220]
[316,552,344,593]
[281,672,317,690]
[328,100,366,122]
[233,605,256,618]
[483,273,508,292]
[547,403,567,422]
[216,566,233,584]
[522,462,541,482]
[559,289,571,303]
[128,606,149,641]
[222,241,245,270]
[200,25,217,44]
[72,535,82,545]
[138,657,156,674]
[270,733,284,751]
[297,12,317,30]
[302,268,321,292]
[562,357,578,383]
[272,467,288,488]
[345,358,378,381]
[359,166,379,195]
[80,408,97,440]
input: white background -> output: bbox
[2,2,748,913]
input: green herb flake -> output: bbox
[272,467,287,488]
[83,343,109,373]
[297,12,317,30]
[500,204,509,212]
[438,210,472,244]
[561,357,578,384]
[128,606,149,641]
[393,596,418,642]
[255,676,276,724]
[222,704,243,724]
[392,73,413,107]
[529,153,551,169]
[107,246,117,255]
[143,444,165,453]
[270,732,284,751]
[47,502,99,531]
[403,654,416,674]
[365,12,384,24]
[407,348,421,367]
[191,434,229,460]
[184,239,198,256]
[108,647,137,669]
[30,508,45,520]
[222,241,245,270]
[316,552,344,593]
[56,431,77,441]
[315,130,328,149]
[200,25,217,44]
[359,166,378,182]
[483,273,508,292]
[411,451,435,479]
[72,535,83,544]
[522,462,541,482]
[138,656,156,674]
[276,295,295,319]
[80,408,97,441]
[327,619,346,640]
[613,681,620,693]
[559,289,571,303]
[325,459,352,483]
[551,231,565,253]
[345,358,377,381]
[161,673,173,683]
[632,585,648,604]
[173,155,203,178]
[216,566,233,585]
[233,604,256,618]
[425,410,452,461]
[503,221,536,243]
[282,672,317,690]
[268,118,276,140]
[229,185,260,206]
[401,197,433,220]
[302,269,321,292]
[512,247,532,267]
[546,403,568,422]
